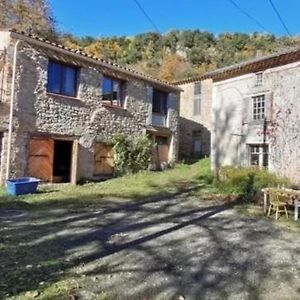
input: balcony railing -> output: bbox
[152,112,167,127]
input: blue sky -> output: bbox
[49,0,300,37]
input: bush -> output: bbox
[112,134,152,176]
[216,166,290,196]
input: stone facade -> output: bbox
[178,79,212,159]
[212,62,300,182]
[0,31,180,184]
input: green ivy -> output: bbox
[112,134,152,176]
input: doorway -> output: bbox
[53,140,73,183]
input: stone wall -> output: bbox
[0,35,179,184]
[212,62,300,182]
[179,79,212,159]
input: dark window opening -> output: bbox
[102,76,124,107]
[192,130,202,158]
[47,61,78,97]
[152,89,168,115]
[53,140,73,182]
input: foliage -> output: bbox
[0,0,56,39]
[216,166,290,196]
[112,134,152,176]
[58,30,300,81]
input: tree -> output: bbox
[159,54,193,81]
[0,0,56,39]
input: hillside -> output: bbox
[60,30,300,81]
[1,0,300,81]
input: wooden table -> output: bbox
[262,188,300,220]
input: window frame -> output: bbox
[249,144,269,168]
[252,94,265,120]
[152,88,168,115]
[255,72,263,86]
[101,76,125,108]
[193,82,202,116]
[47,60,79,98]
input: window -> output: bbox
[249,145,269,168]
[255,72,263,86]
[252,94,265,120]
[47,61,78,97]
[152,89,168,114]
[102,76,124,107]
[193,82,201,115]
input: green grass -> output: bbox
[0,158,214,209]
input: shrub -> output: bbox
[216,166,290,196]
[112,134,152,175]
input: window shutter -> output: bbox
[146,85,153,125]
[167,93,177,110]
[265,92,273,122]
[242,97,251,124]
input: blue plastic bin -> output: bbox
[6,177,40,196]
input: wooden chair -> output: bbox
[267,190,289,220]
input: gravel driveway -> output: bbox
[1,193,299,300]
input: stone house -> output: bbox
[174,78,213,160]
[0,29,181,185]
[211,48,300,182]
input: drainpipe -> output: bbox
[6,39,20,181]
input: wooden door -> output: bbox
[94,143,114,175]
[71,140,79,185]
[28,138,54,181]
[158,144,169,163]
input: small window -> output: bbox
[193,82,201,115]
[102,76,124,107]
[152,89,168,114]
[47,61,78,97]
[255,72,263,86]
[252,94,265,120]
[249,145,269,168]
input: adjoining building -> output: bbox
[175,47,300,182]
[210,48,300,182]
[175,78,213,160]
[0,29,181,185]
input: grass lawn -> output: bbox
[0,159,216,209]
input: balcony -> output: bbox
[152,112,167,127]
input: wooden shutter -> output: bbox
[94,143,114,175]
[265,92,273,122]
[28,138,54,181]
[158,144,169,163]
[242,96,252,124]
[146,85,153,125]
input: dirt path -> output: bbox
[1,194,299,300]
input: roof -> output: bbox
[173,46,300,85]
[3,29,181,92]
